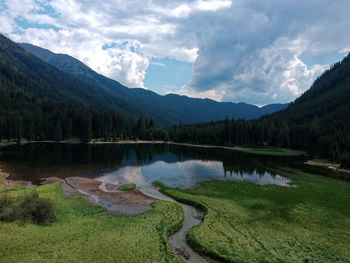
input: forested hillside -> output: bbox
[0,34,132,141]
[164,54,350,167]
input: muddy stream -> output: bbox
[65,176,209,263]
[139,185,209,263]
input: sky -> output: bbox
[1,0,350,105]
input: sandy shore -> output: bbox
[305,160,350,174]
[1,165,155,215]
[0,168,35,190]
[42,177,156,215]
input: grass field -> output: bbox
[231,146,305,156]
[158,167,350,263]
[0,184,183,263]
[168,142,304,157]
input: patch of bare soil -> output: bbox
[0,170,35,190]
[40,177,78,196]
[41,177,156,215]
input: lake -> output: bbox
[0,143,312,189]
[1,142,348,263]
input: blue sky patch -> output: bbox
[144,58,193,95]
[15,18,59,31]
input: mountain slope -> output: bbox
[265,53,350,131]
[264,53,350,163]
[2,36,148,122]
[20,43,289,125]
[0,34,132,141]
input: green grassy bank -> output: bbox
[231,146,305,156]
[0,184,183,263]
[169,142,304,157]
[119,183,137,191]
[158,167,350,262]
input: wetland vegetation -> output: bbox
[158,167,350,262]
[0,184,183,263]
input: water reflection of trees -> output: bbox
[0,143,305,180]
[0,143,124,168]
[0,143,172,168]
[167,145,302,178]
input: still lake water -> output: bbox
[0,143,308,188]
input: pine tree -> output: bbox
[66,118,72,139]
[80,116,92,143]
[54,119,63,142]
[136,117,146,140]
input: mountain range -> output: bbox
[19,42,288,125]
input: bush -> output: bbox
[119,183,136,191]
[18,191,56,224]
[0,190,55,225]
[0,195,17,221]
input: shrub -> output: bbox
[18,191,56,224]
[0,190,55,225]
[119,183,136,191]
[0,195,17,221]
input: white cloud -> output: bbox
[339,47,350,54]
[10,28,149,88]
[1,0,350,103]
[217,37,327,104]
[241,37,325,101]
[3,0,57,26]
[0,14,14,33]
[196,0,232,11]
[151,62,166,67]
[185,0,350,103]
[5,0,217,88]
[151,0,231,18]
[173,85,225,101]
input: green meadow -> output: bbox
[0,184,183,263]
[169,142,304,157]
[158,167,350,262]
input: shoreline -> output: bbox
[0,168,35,190]
[305,159,350,174]
[0,170,156,216]
[1,139,305,157]
[166,141,305,156]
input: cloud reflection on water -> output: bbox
[96,159,292,189]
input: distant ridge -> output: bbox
[260,53,350,164]
[0,34,131,141]
[20,43,289,125]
